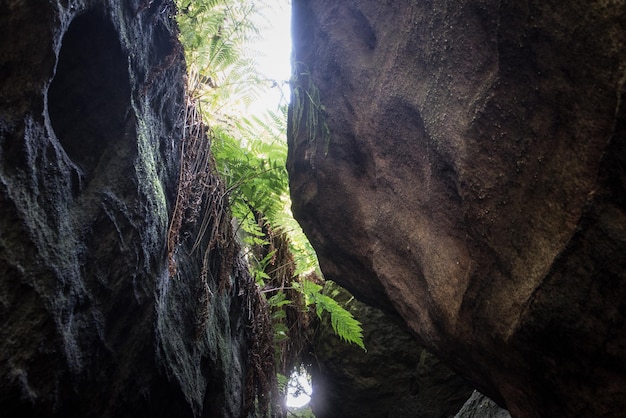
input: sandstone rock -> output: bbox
[310,282,473,418]
[0,1,258,417]
[288,0,626,416]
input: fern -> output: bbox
[296,280,366,351]
[176,0,271,122]
[289,62,331,159]
[175,1,366,411]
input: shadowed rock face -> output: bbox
[287,0,626,416]
[0,1,255,417]
[455,391,511,418]
[310,282,473,418]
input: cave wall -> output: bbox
[288,0,626,417]
[0,1,256,417]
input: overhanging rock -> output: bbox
[288,1,626,416]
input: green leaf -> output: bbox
[295,279,366,351]
[254,270,270,281]
[268,291,292,308]
[272,310,287,321]
[314,292,366,351]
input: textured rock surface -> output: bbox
[310,283,473,418]
[455,391,511,418]
[0,1,255,417]
[288,0,626,417]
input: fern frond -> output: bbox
[297,279,366,351]
[314,293,365,351]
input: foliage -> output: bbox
[290,61,331,159]
[215,114,365,352]
[295,279,366,351]
[211,109,319,276]
[176,0,273,121]
[174,0,365,413]
[288,406,316,418]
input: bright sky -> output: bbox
[248,0,292,115]
[286,370,313,408]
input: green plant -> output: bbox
[176,0,283,124]
[173,0,365,413]
[215,128,365,350]
[289,61,331,159]
[211,109,320,277]
[294,279,365,351]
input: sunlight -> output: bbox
[248,0,292,115]
[286,370,312,408]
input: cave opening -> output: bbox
[47,9,131,178]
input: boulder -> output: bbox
[288,0,626,416]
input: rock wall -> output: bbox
[310,283,473,418]
[288,0,626,417]
[0,1,257,417]
[455,391,511,418]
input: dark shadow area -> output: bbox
[48,10,131,177]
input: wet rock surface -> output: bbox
[0,1,255,417]
[288,0,626,416]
